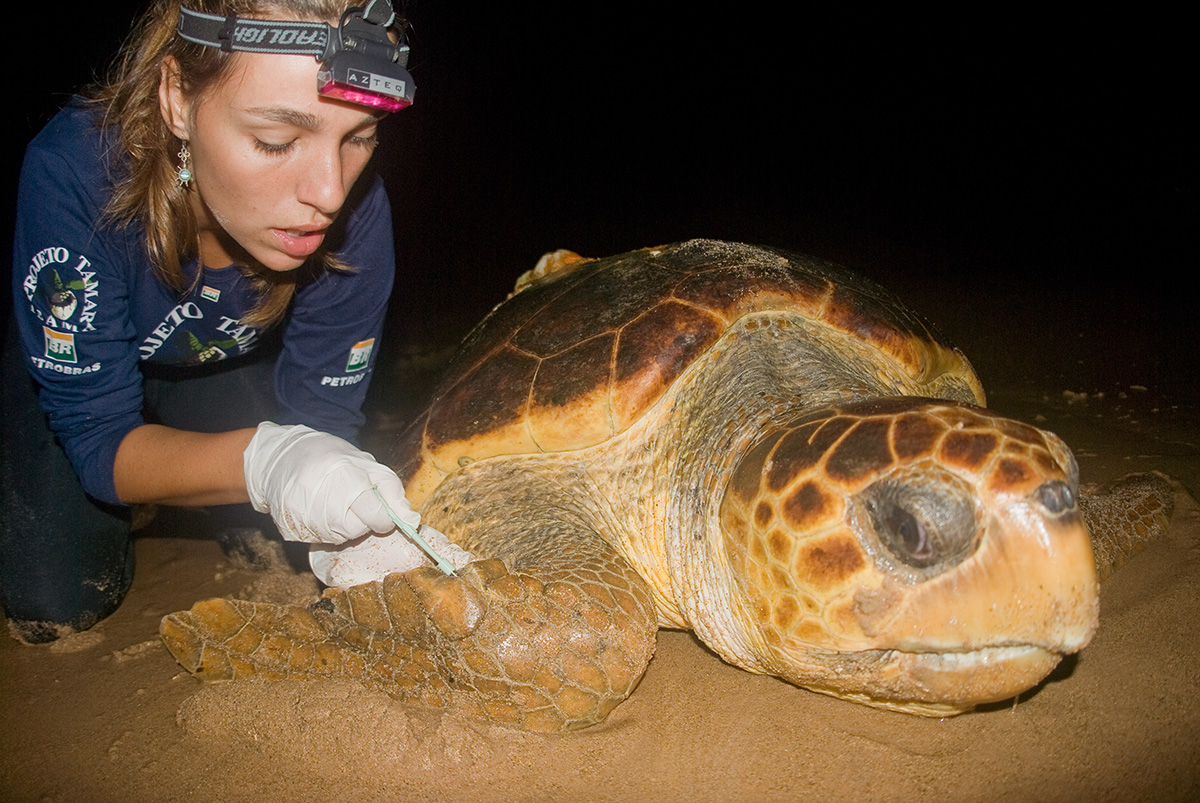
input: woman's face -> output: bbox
[160,49,383,271]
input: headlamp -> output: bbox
[177,0,415,112]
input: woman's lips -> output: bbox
[272,227,327,258]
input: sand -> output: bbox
[3,287,1198,803]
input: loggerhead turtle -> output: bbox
[161,239,1172,731]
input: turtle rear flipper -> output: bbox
[1079,472,1176,582]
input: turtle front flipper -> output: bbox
[160,561,502,710]
[417,544,657,732]
[161,597,368,682]
[1079,472,1176,582]
[162,530,657,732]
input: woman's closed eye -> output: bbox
[253,137,295,156]
[252,133,377,156]
[348,131,379,150]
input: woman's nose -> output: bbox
[296,148,347,216]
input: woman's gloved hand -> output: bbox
[243,422,419,544]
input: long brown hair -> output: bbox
[93,0,388,327]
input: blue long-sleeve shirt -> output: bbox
[11,100,396,504]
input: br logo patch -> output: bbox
[346,338,374,372]
[43,327,77,363]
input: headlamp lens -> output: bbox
[318,80,412,112]
[316,48,415,112]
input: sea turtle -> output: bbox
[161,239,1172,731]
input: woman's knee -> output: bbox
[0,516,134,643]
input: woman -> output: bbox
[2,0,426,643]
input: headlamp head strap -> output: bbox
[176,4,414,112]
[178,9,334,59]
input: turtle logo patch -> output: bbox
[43,327,77,363]
[346,339,374,372]
[48,280,78,320]
[23,246,100,334]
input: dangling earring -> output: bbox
[175,142,193,188]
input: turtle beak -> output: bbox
[829,485,1099,714]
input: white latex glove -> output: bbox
[243,422,419,544]
[309,524,477,587]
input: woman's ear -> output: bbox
[158,56,192,140]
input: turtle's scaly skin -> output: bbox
[161,240,1173,729]
[161,555,655,732]
[1079,472,1175,582]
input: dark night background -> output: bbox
[5,3,1195,416]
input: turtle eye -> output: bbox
[1035,480,1075,515]
[890,508,933,563]
[860,473,979,574]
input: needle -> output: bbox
[371,485,457,576]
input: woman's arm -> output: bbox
[116,422,423,547]
[113,424,255,506]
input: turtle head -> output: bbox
[717,398,1099,716]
